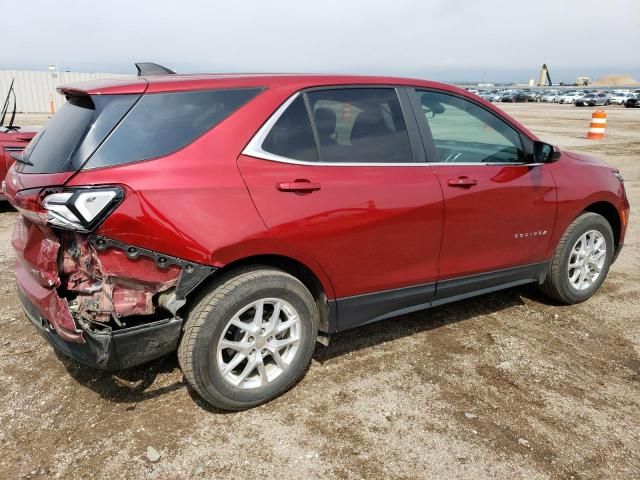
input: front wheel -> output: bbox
[540,212,614,304]
[178,267,319,410]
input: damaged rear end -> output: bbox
[6,83,214,370]
[10,185,212,369]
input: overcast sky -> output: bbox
[2,0,639,82]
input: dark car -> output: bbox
[525,90,543,102]
[5,64,630,410]
[501,90,529,102]
[624,94,640,107]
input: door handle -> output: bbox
[277,180,322,193]
[447,176,478,188]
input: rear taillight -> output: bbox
[13,186,123,232]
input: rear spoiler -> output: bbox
[55,62,175,97]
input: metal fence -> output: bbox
[0,69,132,113]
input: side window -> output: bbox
[262,96,318,162]
[306,88,412,163]
[416,90,525,164]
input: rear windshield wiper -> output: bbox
[10,152,34,166]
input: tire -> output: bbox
[540,212,614,304]
[178,267,319,410]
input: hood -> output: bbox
[563,150,614,168]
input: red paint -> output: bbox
[237,155,444,297]
[0,129,37,200]
[430,164,557,279]
[12,216,80,341]
[5,73,630,344]
[13,216,183,341]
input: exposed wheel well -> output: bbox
[583,201,621,248]
[189,255,332,333]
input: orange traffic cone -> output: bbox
[586,110,606,139]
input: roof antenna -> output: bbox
[135,62,176,77]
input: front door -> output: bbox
[409,89,557,283]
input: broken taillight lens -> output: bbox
[13,186,123,232]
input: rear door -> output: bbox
[408,88,556,286]
[238,87,444,329]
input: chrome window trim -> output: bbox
[241,91,537,168]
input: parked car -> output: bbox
[610,92,634,105]
[541,91,560,102]
[524,90,542,102]
[0,79,38,201]
[624,93,640,107]
[575,93,611,107]
[575,91,590,101]
[558,91,581,104]
[487,90,504,102]
[500,90,529,102]
[6,65,630,411]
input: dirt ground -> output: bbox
[1,103,639,479]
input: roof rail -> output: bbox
[135,62,176,77]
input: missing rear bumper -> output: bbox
[19,287,183,370]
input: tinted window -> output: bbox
[306,88,412,163]
[84,88,262,169]
[70,95,141,167]
[19,95,138,174]
[416,90,524,164]
[262,96,318,162]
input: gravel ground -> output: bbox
[1,103,639,479]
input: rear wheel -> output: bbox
[540,212,614,304]
[178,267,319,410]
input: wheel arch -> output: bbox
[187,254,336,334]
[583,201,621,248]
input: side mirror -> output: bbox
[533,141,561,163]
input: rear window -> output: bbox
[19,95,139,174]
[84,88,262,169]
[306,88,412,163]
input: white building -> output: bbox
[0,69,132,113]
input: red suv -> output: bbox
[5,67,630,410]
[1,79,37,201]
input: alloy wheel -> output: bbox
[567,230,607,291]
[216,298,301,389]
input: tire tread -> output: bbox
[178,267,317,410]
[540,212,613,304]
